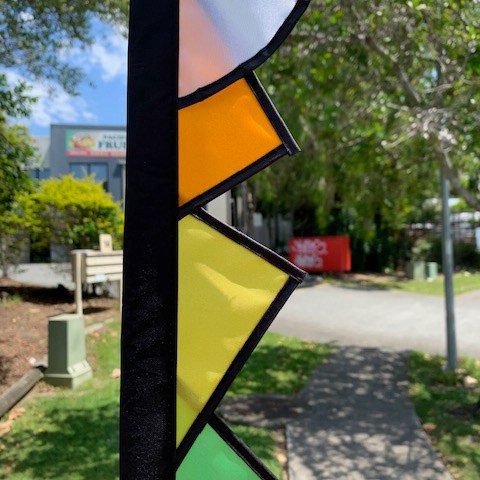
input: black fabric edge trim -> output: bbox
[178,145,287,220]
[193,208,305,282]
[178,74,299,219]
[176,276,300,467]
[209,415,278,480]
[178,0,311,109]
[246,72,299,156]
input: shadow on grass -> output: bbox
[0,350,12,385]
[230,424,281,477]
[0,286,72,305]
[228,335,333,398]
[82,306,112,315]
[2,400,119,480]
[0,286,115,315]
[331,279,392,291]
[409,351,480,478]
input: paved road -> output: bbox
[272,284,480,358]
[10,265,480,357]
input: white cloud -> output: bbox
[6,72,97,127]
[4,25,126,129]
[68,29,128,83]
[91,32,128,82]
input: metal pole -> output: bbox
[120,0,179,477]
[241,182,249,234]
[441,168,458,370]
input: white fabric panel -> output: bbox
[180,0,297,98]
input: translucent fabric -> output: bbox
[179,78,282,209]
[177,424,260,479]
[176,214,289,445]
[180,0,297,97]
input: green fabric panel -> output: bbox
[177,425,260,480]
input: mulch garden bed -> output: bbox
[0,278,118,396]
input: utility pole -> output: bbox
[441,168,458,370]
[241,181,249,235]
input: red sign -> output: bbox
[289,236,351,272]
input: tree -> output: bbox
[254,0,479,269]
[0,75,35,277]
[0,1,129,275]
[0,0,128,94]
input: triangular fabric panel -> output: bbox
[180,0,309,104]
[177,210,303,453]
[179,74,297,217]
[177,416,276,479]
[122,1,310,478]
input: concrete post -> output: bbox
[44,313,92,388]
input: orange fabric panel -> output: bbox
[179,79,282,207]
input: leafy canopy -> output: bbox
[0,0,129,94]
[253,0,479,268]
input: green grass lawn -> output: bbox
[0,321,331,479]
[327,272,480,296]
[229,333,333,477]
[0,322,122,480]
[409,352,480,479]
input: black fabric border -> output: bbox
[209,415,278,480]
[176,274,302,467]
[178,75,299,220]
[246,72,299,155]
[120,0,179,478]
[193,208,305,282]
[179,0,310,109]
[178,145,286,220]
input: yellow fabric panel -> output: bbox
[177,215,289,446]
[179,79,282,207]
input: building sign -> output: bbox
[289,236,352,272]
[66,130,126,157]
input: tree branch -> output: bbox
[363,35,423,106]
[435,144,480,211]
[343,0,423,106]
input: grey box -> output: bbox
[426,262,438,280]
[406,260,426,280]
[44,314,92,388]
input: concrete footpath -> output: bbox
[10,263,74,290]
[287,346,451,480]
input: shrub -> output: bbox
[27,175,124,254]
[430,239,480,271]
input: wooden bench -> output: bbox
[71,249,123,315]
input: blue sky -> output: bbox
[10,23,128,137]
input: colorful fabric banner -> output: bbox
[180,0,309,104]
[123,1,309,479]
[177,211,303,457]
[178,416,276,479]
[179,74,297,216]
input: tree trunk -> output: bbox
[1,236,10,278]
[436,146,480,212]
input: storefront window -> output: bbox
[70,163,108,191]
[30,168,50,180]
